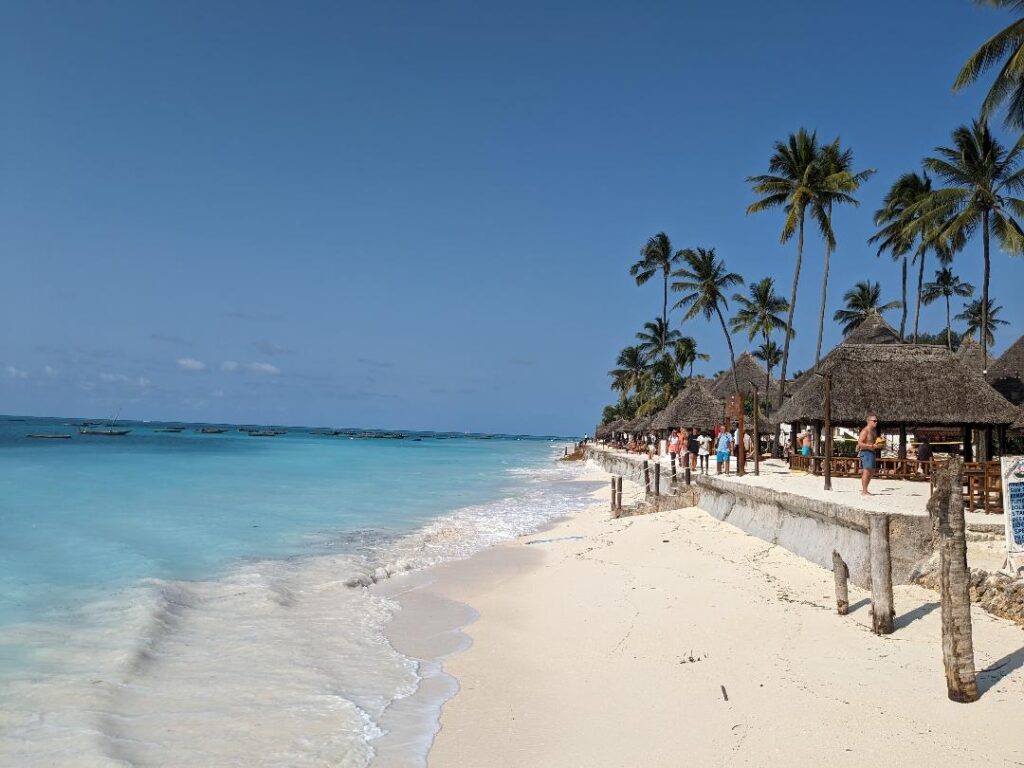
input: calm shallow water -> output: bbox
[0,417,588,767]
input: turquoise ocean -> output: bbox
[0,417,592,767]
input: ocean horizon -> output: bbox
[0,415,588,766]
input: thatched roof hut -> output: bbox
[595,423,611,439]
[989,333,1024,406]
[652,379,725,432]
[622,414,654,433]
[775,344,1021,428]
[1011,406,1024,432]
[955,336,994,372]
[710,352,773,399]
[787,314,903,397]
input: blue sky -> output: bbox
[2,0,1022,434]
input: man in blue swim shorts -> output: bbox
[716,428,733,475]
[857,412,879,495]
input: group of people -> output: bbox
[667,426,755,475]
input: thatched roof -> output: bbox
[652,379,725,432]
[1012,406,1024,431]
[774,344,1021,427]
[622,414,653,433]
[955,336,994,372]
[710,352,778,399]
[595,423,610,439]
[989,333,1024,406]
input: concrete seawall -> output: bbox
[585,446,934,588]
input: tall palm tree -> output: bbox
[868,171,956,342]
[729,277,791,348]
[671,248,744,394]
[673,336,709,380]
[813,139,875,365]
[753,339,783,402]
[747,129,833,412]
[629,232,685,351]
[953,1,1024,130]
[832,280,902,336]
[915,120,1024,374]
[634,317,682,364]
[608,346,647,399]
[956,298,1009,348]
[921,268,976,351]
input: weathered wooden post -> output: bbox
[670,452,677,482]
[684,465,691,486]
[642,460,651,497]
[615,475,623,510]
[653,463,661,496]
[930,457,979,703]
[898,426,907,460]
[868,514,895,635]
[832,550,849,615]
[610,476,617,512]
[962,425,974,462]
[752,387,760,477]
[823,373,833,492]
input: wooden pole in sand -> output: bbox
[653,463,660,496]
[823,373,832,492]
[670,452,677,482]
[642,460,651,497]
[752,387,760,477]
[832,550,849,615]
[869,514,895,635]
[610,476,617,512]
[930,457,979,702]
[615,475,623,510]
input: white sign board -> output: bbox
[1002,456,1024,574]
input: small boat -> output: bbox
[27,433,72,439]
[154,427,184,433]
[197,427,228,434]
[79,427,131,436]
[247,430,278,437]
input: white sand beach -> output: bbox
[384,463,1024,767]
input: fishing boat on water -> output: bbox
[27,433,72,439]
[79,427,131,436]
[247,430,278,437]
[197,427,228,434]
[154,427,184,433]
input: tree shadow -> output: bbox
[978,646,1024,696]
[894,601,940,630]
[848,597,871,613]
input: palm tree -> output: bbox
[921,268,976,351]
[747,129,833,411]
[954,1,1024,129]
[868,171,956,342]
[608,346,647,399]
[635,317,682,364]
[813,139,875,365]
[956,298,1009,348]
[832,280,902,336]
[730,277,791,347]
[671,248,744,393]
[915,120,1024,374]
[753,339,783,402]
[629,232,685,351]
[673,336,709,380]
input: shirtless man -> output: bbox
[857,412,880,495]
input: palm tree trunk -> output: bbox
[899,255,908,340]
[774,213,804,458]
[982,210,991,380]
[662,267,669,352]
[815,238,832,367]
[716,307,740,394]
[945,293,953,352]
[764,332,771,408]
[913,251,926,343]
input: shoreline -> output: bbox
[383,461,1024,767]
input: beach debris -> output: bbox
[720,685,729,701]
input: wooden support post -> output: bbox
[684,465,691,486]
[823,374,832,492]
[642,460,651,497]
[752,387,760,477]
[610,476,617,512]
[653,463,660,497]
[899,425,907,460]
[930,457,979,702]
[869,514,895,635]
[670,452,677,481]
[736,404,746,478]
[984,426,994,462]
[832,550,849,615]
[962,425,974,463]
[615,475,623,510]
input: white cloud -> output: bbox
[209,389,225,398]
[176,357,207,371]
[99,372,152,388]
[5,365,28,379]
[221,360,240,372]
[247,362,281,375]
[43,365,58,377]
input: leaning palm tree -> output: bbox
[635,317,682,364]
[673,336,709,380]
[921,268,976,351]
[671,248,744,394]
[747,129,833,412]
[915,120,1024,374]
[868,171,956,342]
[608,346,647,399]
[752,339,783,403]
[956,298,1009,348]
[629,233,685,351]
[812,139,875,365]
[832,280,902,336]
[954,1,1024,129]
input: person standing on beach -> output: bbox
[857,413,880,495]
[668,428,682,469]
[697,430,711,474]
[687,428,700,471]
[716,428,733,475]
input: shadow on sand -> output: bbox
[978,645,1024,696]
[895,601,940,630]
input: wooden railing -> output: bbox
[788,455,1003,513]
